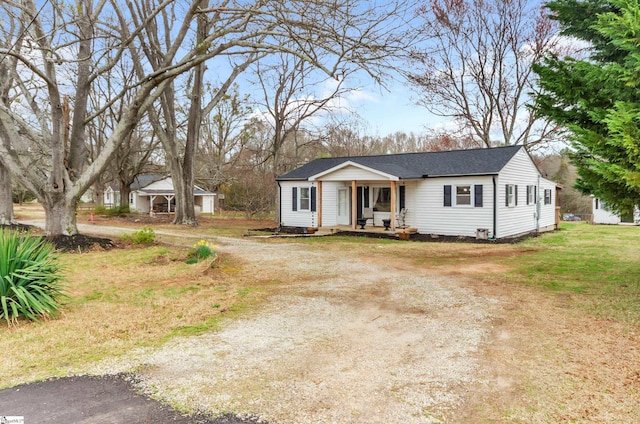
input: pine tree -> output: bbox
[534,0,640,215]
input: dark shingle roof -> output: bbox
[278,145,524,181]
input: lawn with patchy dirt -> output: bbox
[3,207,640,423]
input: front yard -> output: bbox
[2,209,639,422]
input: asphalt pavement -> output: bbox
[0,374,263,424]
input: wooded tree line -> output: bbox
[0,0,636,235]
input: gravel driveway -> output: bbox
[85,235,498,424]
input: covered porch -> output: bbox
[310,161,409,232]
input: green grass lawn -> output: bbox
[506,222,640,325]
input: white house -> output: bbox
[592,197,640,224]
[276,145,558,240]
[104,175,215,215]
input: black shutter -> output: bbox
[364,186,370,208]
[506,185,509,207]
[292,187,297,211]
[474,184,483,207]
[526,185,531,205]
[311,186,317,212]
[595,198,599,209]
[399,185,406,210]
[444,185,452,207]
[515,185,518,206]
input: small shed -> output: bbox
[105,175,215,215]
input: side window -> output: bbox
[526,185,537,205]
[456,185,471,206]
[299,187,310,211]
[544,189,552,205]
[506,184,517,207]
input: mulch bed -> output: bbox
[0,223,33,232]
[1,224,116,252]
[46,234,116,252]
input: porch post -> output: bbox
[351,180,357,229]
[390,180,397,231]
[317,181,323,227]
[149,195,156,216]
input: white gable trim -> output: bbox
[309,161,399,181]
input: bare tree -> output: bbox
[0,0,415,235]
[253,53,356,176]
[196,84,253,194]
[409,0,559,148]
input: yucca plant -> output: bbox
[0,229,65,323]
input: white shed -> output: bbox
[105,175,215,215]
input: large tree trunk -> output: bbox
[173,2,206,226]
[119,178,132,210]
[43,194,78,236]
[0,161,14,224]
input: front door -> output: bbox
[337,188,350,225]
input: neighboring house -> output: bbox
[276,145,558,239]
[104,174,215,215]
[592,197,639,224]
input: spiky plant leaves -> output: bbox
[0,229,65,324]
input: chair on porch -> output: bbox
[358,207,374,229]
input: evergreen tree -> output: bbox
[534,0,640,215]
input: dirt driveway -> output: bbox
[83,236,495,423]
[13,220,640,423]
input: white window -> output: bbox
[507,184,516,207]
[456,185,471,205]
[299,187,310,211]
[527,185,537,205]
[544,189,552,205]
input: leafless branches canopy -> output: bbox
[0,0,414,235]
[409,0,560,149]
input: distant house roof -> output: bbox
[278,145,525,181]
[131,174,167,190]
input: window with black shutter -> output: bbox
[474,185,483,207]
[292,187,297,211]
[444,185,452,207]
[310,187,317,212]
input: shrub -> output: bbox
[187,240,218,264]
[0,229,65,323]
[93,205,130,216]
[122,227,155,245]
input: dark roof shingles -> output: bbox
[278,145,523,180]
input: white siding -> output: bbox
[320,181,342,227]
[196,194,215,214]
[538,178,556,231]
[316,165,391,182]
[414,176,494,237]
[497,149,554,238]
[279,181,316,228]
[400,182,417,228]
[133,192,149,213]
[592,198,621,224]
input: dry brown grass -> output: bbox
[0,245,261,389]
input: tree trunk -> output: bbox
[120,181,132,210]
[0,161,14,224]
[93,179,105,207]
[172,1,206,226]
[43,194,78,236]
